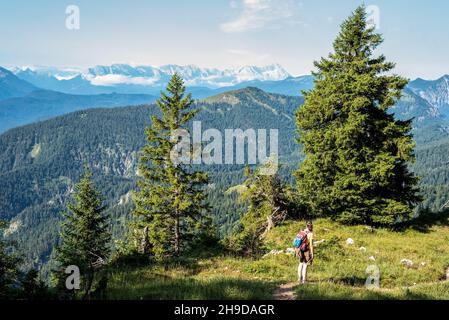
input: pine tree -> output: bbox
[132,73,209,259]
[295,6,421,226]
[226,160,292,256]
[54,166,110,299]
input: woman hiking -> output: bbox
[296,221,314,284]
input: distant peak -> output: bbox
[0,66,12,75]
[236,86,259,91]
[201,86,276,105]
[224,86,267,96]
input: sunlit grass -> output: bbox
[106,218,449,299]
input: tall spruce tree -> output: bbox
[295,6,421,226]
[132,73,209,259]
[54,166,110,299]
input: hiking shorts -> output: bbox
[299,250,312,263]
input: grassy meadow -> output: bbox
[106,218,449,300]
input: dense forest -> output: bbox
[1,83,449,275]
[1,5,449,300]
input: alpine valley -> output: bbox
[1,63,449,275]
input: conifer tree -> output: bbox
[132,73,209,259]
[295,6,421,226]
[54,166,110,299]
[226,160,292,256]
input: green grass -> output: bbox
[105,218,449,300]
[265,219,449,289]
[295,281,449,300]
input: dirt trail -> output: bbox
[273,282,298,300]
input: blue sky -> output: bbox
[0,0,448,79]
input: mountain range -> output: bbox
[0,67,37,100]
[2,84,449,271]
[2,63,449,135]
[9,64,294,96]
[408,75,449,116]
[0,90,156,133]
[0,64,314,133]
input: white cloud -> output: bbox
[229,0,239,8]
[227,49,271,62]
[89,74,159,86]
[221,0,303,33]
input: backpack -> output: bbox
[293,230,309,251]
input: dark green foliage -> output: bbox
[295,6,421,226]
[53,166,111,299]
[0,220,20,299]
[1,220,53,300]
[411,136,449,212]
[132,74,210,259]
[18,269,51,300]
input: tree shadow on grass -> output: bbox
[106,277,277,300]
[335,276,368,287]
[111,237,227,276]
[395,208,449,233]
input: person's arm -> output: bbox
[309,233,314,259]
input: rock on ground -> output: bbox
[400,259,414,268]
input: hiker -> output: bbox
[295,221,314,284]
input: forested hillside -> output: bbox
[0,90,157,133]
[0,88,302,270]
[1,84,448,272]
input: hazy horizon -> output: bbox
[1,0,449,79]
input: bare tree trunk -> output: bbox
[266,215,274,231]
[260,215,274,239]
[141,225,149,254]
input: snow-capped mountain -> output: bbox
[86,63,290,87]
[0,66,37,100]
[10,63,291,92]
[408,75,449,116]
[11,66,83,81]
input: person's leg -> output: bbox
[301,263,308,284]
[298,260,303,282]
